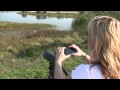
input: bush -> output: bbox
[72,12,95,34]
[72,11,120,33]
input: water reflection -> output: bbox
[22,11,27,18]
[36,15,47,19]
[21,11,70,19]
[36,11,47,19]
[22,11,48,19]
[57,15,62,19]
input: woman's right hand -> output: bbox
[68,44,86,57]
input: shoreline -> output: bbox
[26,11,79,14]
[0,21,56,30]
[17,11,79,18]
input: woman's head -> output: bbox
[88,16,120,79]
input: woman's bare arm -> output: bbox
[54,47,71,79]
[54,45,92,79]
[81,52,92,64]
[54,61,64,79]
[54,61,72,79]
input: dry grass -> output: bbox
[0,21,55,30]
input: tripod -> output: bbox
[43,51,69,79]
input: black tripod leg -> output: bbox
[43,51,68,79]
[48,61,55,79]
[62,67,69,76]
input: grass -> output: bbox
[0,21,56,30]
[3,11,120,78]
[0,57,49,79]
[0,11,96,78]
[0,27,88,79]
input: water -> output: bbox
[0,11,74,30]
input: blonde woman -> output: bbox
[54,16,120,79]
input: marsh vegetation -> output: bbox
[0,11,120,78]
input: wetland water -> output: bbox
[0,11,74,31]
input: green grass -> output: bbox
[0,57,49,79]
[0,11,90,79]
[0,29,88,79]
[3,11,120,78]
[0,12,91,79]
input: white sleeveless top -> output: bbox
[71,64,104,79]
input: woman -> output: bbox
[54,16,120,79]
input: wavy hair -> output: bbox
[88,16,120,79]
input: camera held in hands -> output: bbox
[64,47,77,55]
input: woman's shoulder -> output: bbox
[71,64,104,79]
[76,64,101,70]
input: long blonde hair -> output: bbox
[88,16,120,79]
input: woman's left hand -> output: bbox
[56,47,71,63]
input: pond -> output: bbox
[0,11,74,31]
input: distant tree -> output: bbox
[36,11,41,14]
[57,11,60,14]
[78,11,85,15]
[43,11,47,14]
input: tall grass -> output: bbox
[0,21,55,30]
